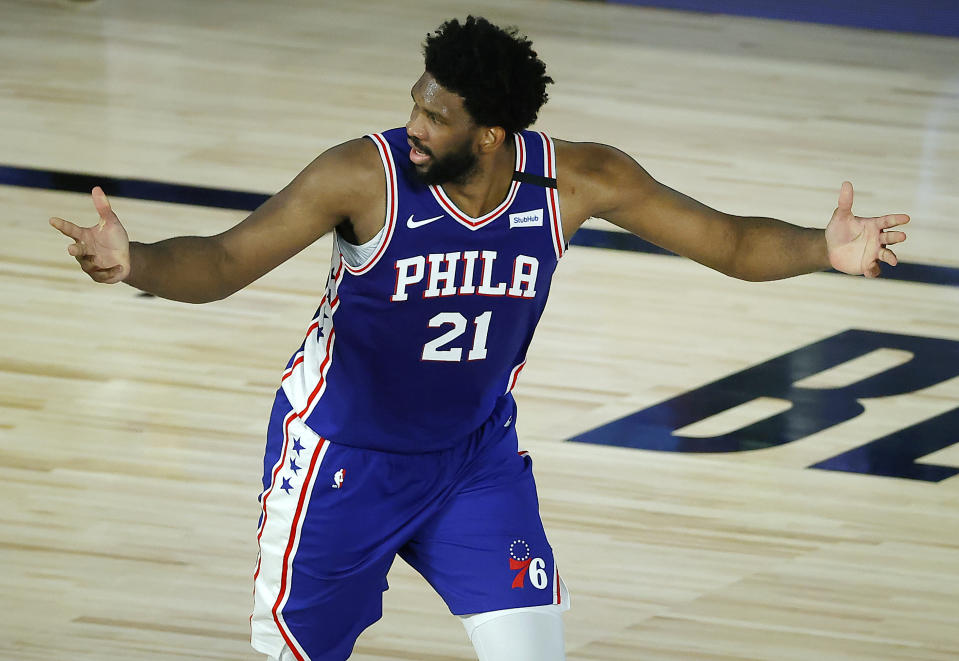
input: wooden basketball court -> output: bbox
[2,0,957,659]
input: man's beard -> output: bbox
[410,137,478,186]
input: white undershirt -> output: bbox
[336,223,387,269]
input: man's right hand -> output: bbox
[50,186,131,284]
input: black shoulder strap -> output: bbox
[512,171,557,189]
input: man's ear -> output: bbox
[477,126,508,154]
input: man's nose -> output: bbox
[407,111,425,139]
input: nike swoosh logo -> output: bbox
[407,214,444,229]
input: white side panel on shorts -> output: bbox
[251,418,331,659]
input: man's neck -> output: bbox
[440,138,515,218]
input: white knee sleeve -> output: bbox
[460,605,566,661]
[266,606,567,661]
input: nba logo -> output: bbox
[332,468,345,489]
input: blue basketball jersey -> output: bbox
[279,127,566,452]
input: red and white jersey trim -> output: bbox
[341,133,399,275]
[429,132,527,231]
[281,256,344,419]
[539,132,565,260]
[505,360,527,394]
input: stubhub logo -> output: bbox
[509,209,544,229]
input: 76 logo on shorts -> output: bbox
[508,539,548,590]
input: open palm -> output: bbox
[825,181,909,278]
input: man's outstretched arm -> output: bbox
[557,142,909,281]
[50,138,383,302]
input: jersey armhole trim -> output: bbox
[539,132,565,260]
[342,133,398,275]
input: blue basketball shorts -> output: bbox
[250,389,569,661]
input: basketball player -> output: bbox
[50,16,909,661]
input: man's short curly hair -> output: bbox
[423,16,553,134]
